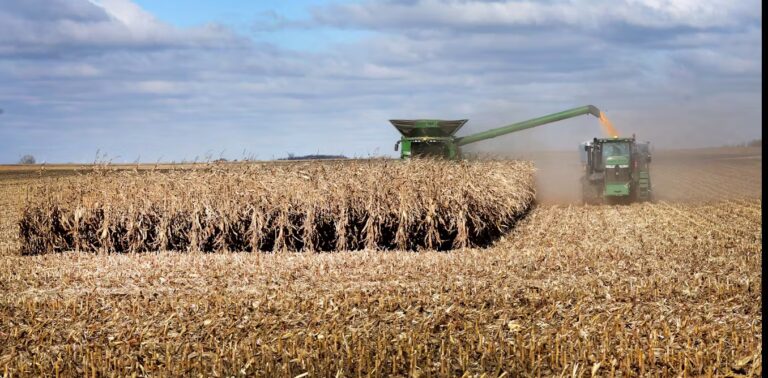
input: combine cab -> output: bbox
[581,136,652,204]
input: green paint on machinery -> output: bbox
[387,104,653,204]
[580,136,652,204]
[390,105,602,159]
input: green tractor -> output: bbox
[580,136,652,204]
[390,105,602,159]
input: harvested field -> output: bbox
[0,149,762,377]
[0,200,761,376]
[18,160,535,254]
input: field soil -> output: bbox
[0,147,762,376]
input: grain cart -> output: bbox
[581,136,652,204]
[390,105,602,159]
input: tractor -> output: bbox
[580,136,652,204]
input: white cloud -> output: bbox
[311,0,760,30]
[0,0,239,56]
[131,80,186,95]
[89,0,161,31]
[12,63,102,79]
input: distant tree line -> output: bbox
[743,139,762,147]
[18,155,35,164]
[721,139,761,148]
[278,153,348,161]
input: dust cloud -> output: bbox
[496,151,584,204]
[470,146,762,205]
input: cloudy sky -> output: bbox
[0,0,761,163]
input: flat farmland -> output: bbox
[0,147,761,377]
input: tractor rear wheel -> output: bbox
[581,178,601,205]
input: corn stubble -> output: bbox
[0,161,761,377]
[0,199,761,377]
[18,160,535,254]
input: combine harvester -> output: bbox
[390,104,652,204]
[390,105,602,159]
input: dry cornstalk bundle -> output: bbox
[18,159,535,254]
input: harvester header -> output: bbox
[391,105,602,159]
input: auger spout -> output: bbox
[455,105,601,147]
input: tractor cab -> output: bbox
[585,137,632,169]
[584,137,636,199]
[601,140,630,167]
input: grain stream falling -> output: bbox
[598,111,619,137]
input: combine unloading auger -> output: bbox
[391,105,601,159]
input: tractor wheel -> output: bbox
[581,179,601,205]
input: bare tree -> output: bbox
[18,155,36,164]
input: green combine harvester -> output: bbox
[389,104,652,204]
[580,136,652,204]
[391,105,601,159]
